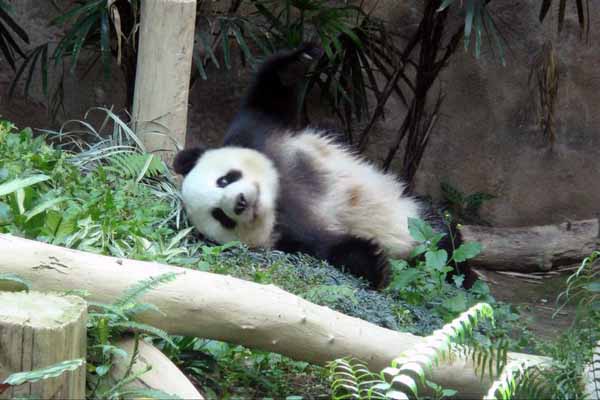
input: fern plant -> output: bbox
[556,250,599,316]
[328,303,506,399]
[484,360,549,400]
[86,272,180,399]
[0,0,29,70]
[440,181,495,226]
[1,359,86,396]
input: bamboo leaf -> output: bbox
[24,196,69,221]
[0,175,50,197]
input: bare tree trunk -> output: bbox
[132,0,197,164]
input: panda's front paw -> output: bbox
[327,236,390,289]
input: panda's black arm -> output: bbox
[275,225,390,289]
[223,43,322,150]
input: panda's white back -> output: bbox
[272,129,422,258]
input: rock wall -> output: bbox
[0,0,598,227]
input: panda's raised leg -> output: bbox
[326,236,390,289]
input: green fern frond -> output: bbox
[110,321,176,348]
[114,272,179,308]
[328,357,388,399]
[87,301,129,320]
[556,250,599,315]
[384,303,499,397]
[329,304,500,399]
[484,361,551,400]
[3,359,85,386]
[123,302,164,317]
[107,152,168,182]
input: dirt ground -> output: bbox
[484,270,576,341]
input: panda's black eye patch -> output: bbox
[216,169,242,188]
[211,208,237,229]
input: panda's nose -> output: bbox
[234,193,247,215]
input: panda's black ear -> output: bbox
[277,42,324,87]
[173,147,206,176]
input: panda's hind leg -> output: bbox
[327,236,390,289]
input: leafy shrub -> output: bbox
[386,217,484,321]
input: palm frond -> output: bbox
[539,0,591,39]
[437,0,507,65]
[0,1,29,70]
[107,152,167,182]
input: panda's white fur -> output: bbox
[182,147,279,248]
[174,43,439,288]
[181,129,422,259]
[274,129,421,258]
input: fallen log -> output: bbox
[0,233,549,398]
[460,218,600,272]
[0,291,87,400]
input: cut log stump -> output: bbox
[0,291,87,399]
[460,218,600,271]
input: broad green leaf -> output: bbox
[15,188,25,214]
[0,202,12,224]
[388,269,420,291]
[452,274,465,288]
[0,174,50,197]
[452,241,482,262]
[408,217,435,242]
[425,250,448,271]
[409,243,427,259]
[3,359,85,386]
[445,292,468,313]
[95,364,110,377]
[24,196,69,221]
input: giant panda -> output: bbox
[173,43,454,289]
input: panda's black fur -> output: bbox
[174,43,472,289]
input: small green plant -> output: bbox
[556,250,599,317]
[386,217,483,320]
[440,181,495,226]
[328,303,507,399]
[159,337,328,399]
[86,272,179,399]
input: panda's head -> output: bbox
[173,146,279,246]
